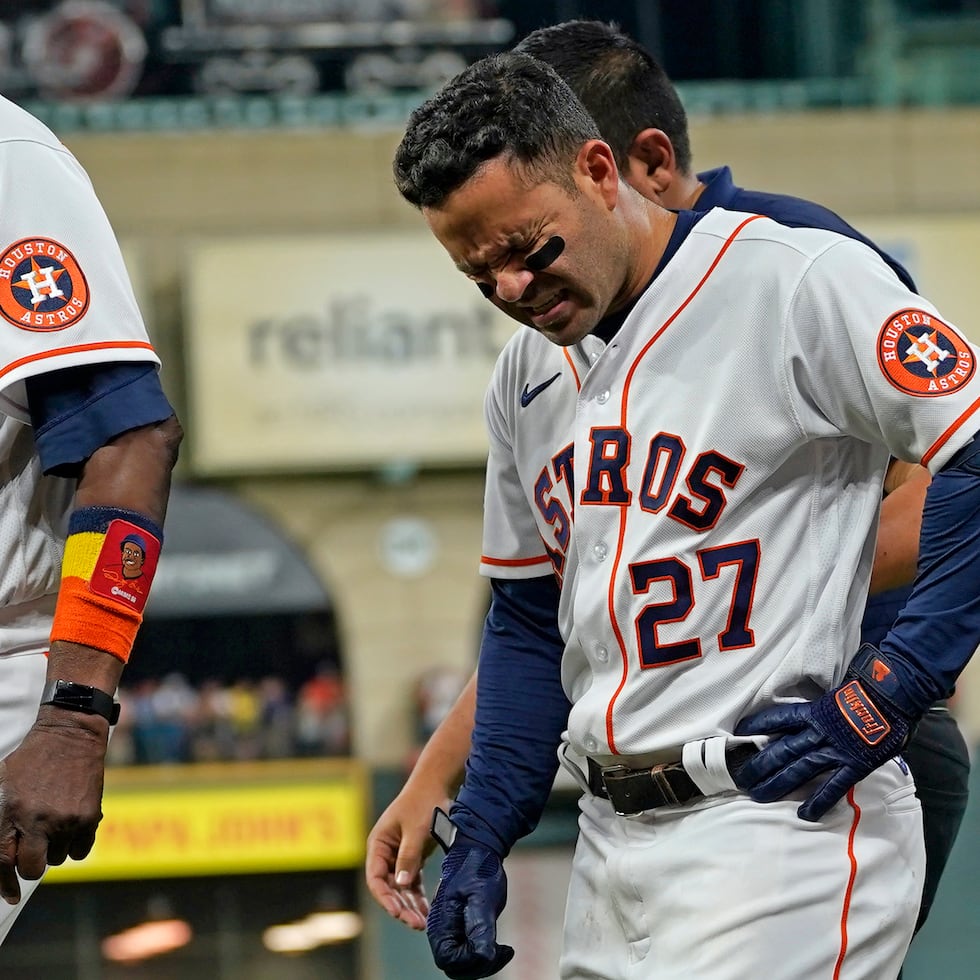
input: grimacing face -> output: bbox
[422,149,626,347]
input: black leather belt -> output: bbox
[587,745,759,816]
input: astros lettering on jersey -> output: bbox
[479,208,980,761]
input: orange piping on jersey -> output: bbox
[481,553,553,568]
[833,787,862,979]
[604,508,635,753]
[563,347,583,390]
[603,214,766,754]
[921,393,980,466]
[0,340,157,381]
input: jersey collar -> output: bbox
[592,210,704,344]
[693,165,739,210]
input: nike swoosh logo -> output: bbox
[520,372,561,408]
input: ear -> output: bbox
[623,128,677,203]
[575,139,620,209]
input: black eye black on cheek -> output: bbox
[525,235,566,272]
[476,282,494,298]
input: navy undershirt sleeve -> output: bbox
[860,588,910,648]
[878,430,980,712]
[26,363,175,477]
[451,575,571,857]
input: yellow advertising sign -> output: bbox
[46,759,367,882]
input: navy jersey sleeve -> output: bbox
[26,363,175,477]
[696,166,916,291]
[739,191,915,291]
[451,575,571,856]
[878,432,980,710]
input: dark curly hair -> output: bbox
[515,19,692,173]
[393,51,601,210]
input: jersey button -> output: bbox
[596,389,610,404]
[584,735,599,753]
[593,542,608,561]
[595,644,608,663]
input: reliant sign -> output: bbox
[183,231,518,473]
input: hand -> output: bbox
[365,786,450,930]
[0,710,109,904]
[427,834,514,980]
[734,645,916,821]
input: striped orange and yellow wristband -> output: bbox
[51,506,163,663]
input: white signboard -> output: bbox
[183,232,518,473]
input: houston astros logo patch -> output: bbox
[877,308,975,396]
[0,237,90,330]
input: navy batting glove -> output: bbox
[426,829,514,980]
[734,645,918,821]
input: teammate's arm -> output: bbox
[0,390,180,904]
[870,460,930,595]
[365,672,476,930]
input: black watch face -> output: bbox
[44,681,118,724]
[56,682,95,708]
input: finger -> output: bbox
[464,893,509,968]
[797,769,859,822]
[395,903,427,931]
[749,751,843,804]
[396,883,430,930]
[391,884,429,931]
[431,926,470,975]
[0,861,20,905]
[366,878,400,917]
[15,833,49,882]
[67,827,98,862]
[491,945,516,976]
[364,841,407,919]
[735,728,825,787]
[0,824,19,904]
[394,827,429,883]
[735,703,812,737]
[440,942,514,980]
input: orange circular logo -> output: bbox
[0,237,90,331]
[877,308,975,397]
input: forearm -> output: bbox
[73,415,182,522]
[869,463,929,595]
[879,434,980,710]
[406,672,476,799]
[47,415,182,693]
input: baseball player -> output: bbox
[0,94,181,941]
[366,19,970,948]
[392,52,980,979]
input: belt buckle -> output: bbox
[649,761,684,805]
[601,761,688,816]
[599,764,640,817]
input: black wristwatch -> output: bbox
[430,806,458,854]
[40,679,120,726]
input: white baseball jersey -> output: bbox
[480,207,980,761]
[0,95,160,656]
